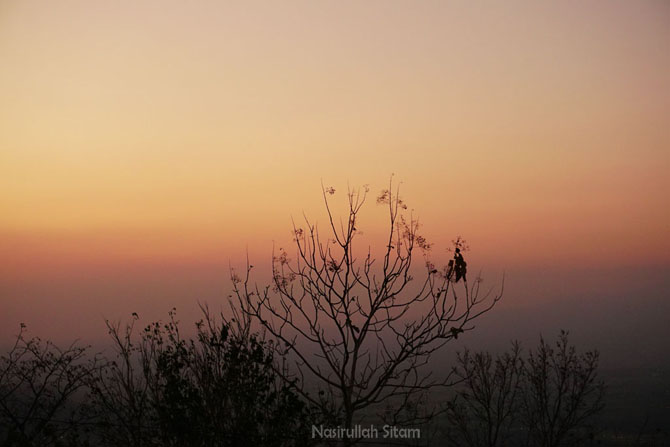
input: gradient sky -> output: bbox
[1,1,669,362]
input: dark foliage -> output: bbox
[87,309,316,447]
[1,311,316,447]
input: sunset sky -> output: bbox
[1,1,668,363]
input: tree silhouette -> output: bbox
[445,331,605,447]
[88,308,315,447]
[521,331,605,447]
[0,325,97,447]
[232,180,502,444]
[445,343,523,447]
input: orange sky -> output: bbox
[1,1,669,344]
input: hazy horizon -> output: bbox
[2,0,669,386]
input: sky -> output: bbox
[1,1,669,366]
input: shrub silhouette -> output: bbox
[88,308,316,447]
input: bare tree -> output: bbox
[0,324,97,446]
[232,180,502,443]
[521,331,605,447]
[444,331,605,447]
[86,314,160,446]
[445,343,523,447]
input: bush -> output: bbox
[88,309,316,447]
